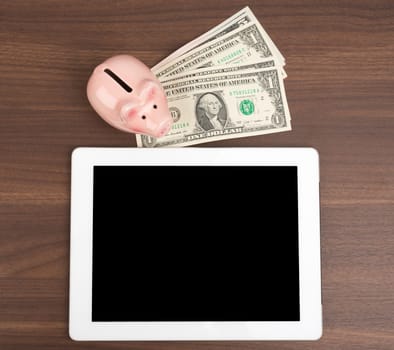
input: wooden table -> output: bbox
[1,1,393,349]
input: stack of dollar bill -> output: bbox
[137,7,290,147]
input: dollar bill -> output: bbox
[159,59,276,84]
[154,23,283,80]
[152,8,252,71]
[153,7,284,71]
[136,67,291,147]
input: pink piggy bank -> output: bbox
[87,55,173,138]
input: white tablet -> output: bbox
[69,147,322,341]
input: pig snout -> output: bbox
[121,103,172,138]
[140,114,173,138]
[155,119,172,138]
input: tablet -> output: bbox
[69,147,322,340]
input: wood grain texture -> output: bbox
[0,0,393,349]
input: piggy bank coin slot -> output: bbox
[104,68,132,93]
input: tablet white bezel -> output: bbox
[69,147,322,341]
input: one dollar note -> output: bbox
[137,67,291,147]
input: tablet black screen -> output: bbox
[92,166,300,321]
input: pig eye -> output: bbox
[153,104,157,109]
[141,115,146,120]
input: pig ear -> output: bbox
[139,80,162,103]
[120,100,141,124]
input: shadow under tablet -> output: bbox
[92,166,300,322]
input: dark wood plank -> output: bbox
[1,0,393,349]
